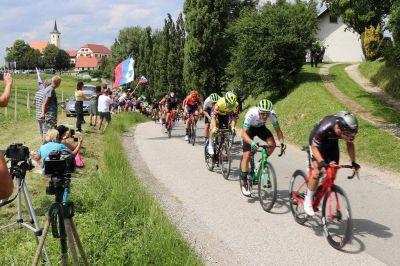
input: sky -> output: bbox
[0,0,185,66]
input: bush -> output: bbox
[384,44,400,68]
[363,25,383,61]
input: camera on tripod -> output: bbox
[44,150,75,176]
[4,144,34,178]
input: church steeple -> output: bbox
[50,20,61,34]
[50,19,61,48]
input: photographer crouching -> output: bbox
[32,129,81,171]
[0,73,14,199]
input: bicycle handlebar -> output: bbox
[322,164,360,180]
[256,143,285,157]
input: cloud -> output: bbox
[100,4,153,31]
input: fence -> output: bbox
[0,87,66,122]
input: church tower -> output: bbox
[50,20,61,48]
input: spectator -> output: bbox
[32,129,81,168]
[56,125,83,153]
[34,79,50,143]
[0,73,13,199]
[41,76,61,131]
[75,81,93,132]
[98,89,112,131]
[88,85,102,127]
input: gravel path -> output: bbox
[319,64,400,139]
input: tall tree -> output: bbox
[183,0,255,96]
[5,40,40,69]
[322,0,393,34]
[42,44,59,69]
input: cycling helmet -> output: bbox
[170,92,175,98]
[336,111,358,134]
[210,93,219,103]
[224,91,237,105]
[259,99,273,112]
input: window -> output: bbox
[329,16,338,23]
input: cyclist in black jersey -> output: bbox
[165,92,178,133]
[304,111,361,216]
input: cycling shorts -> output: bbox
[187,104,199,114]
[242,126,273,152]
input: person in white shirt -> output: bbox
[98,89,112,131]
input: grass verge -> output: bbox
[359,59,400,100]
[0,113,202,265]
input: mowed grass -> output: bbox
[359,59,400,100]
[0,112,202,265]
[240,65,400,172]
[329,63,400,127]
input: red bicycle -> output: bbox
[166,110,176,138]
[289,146,358,250]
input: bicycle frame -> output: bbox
[249,144,282,186]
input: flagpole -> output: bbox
[132,81,140,94]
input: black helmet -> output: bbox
[336,111,358,134]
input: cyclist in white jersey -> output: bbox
[203,93,220,142]
[240,99,286,196]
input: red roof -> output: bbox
[81,44,111,54]
[67,50,77,57]
[75,56,101,68]
[30,41,48,53]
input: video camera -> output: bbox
[3,143,34,179]
[44,150,75,176]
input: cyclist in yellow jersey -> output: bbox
[207,91,238,155]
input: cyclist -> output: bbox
[184,90,202,141]
[159,95,168,126]
[150,98,159,121]
[304,111,360,216]
[207,91,238,155]
[203,93,220,142]
[165,92,178,133]
[239,99,286,196]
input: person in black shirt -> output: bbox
[304,111,360,216]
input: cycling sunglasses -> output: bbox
[259,111,270,117]
[227,103,235,108]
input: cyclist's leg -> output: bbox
[193,109,199,125]
[258,126,275,156]
[241,132,253,195]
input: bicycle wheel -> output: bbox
[167,119,172,138]
[289,170,308,225]
[187,125,192,144]
[321,185,353,250]
[205,140,215,171]
[191,124,196,146]
[258,162,277,212]
[220,141,232,179]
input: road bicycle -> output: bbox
[165,110,176,138]
[205,128,232,179]
[240,144,284,212]
[187,113,197,146]
[289,146,357,250]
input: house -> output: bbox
[29,41,48,53]
[76,44,111,60]
[317,7,364,62]
[74,44,111,71]
[75,56,101,71]
[67,50,77,65]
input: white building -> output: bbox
[317,8,364,62]
[50,20,61,48]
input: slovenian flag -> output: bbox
[36,67,45,90]
[138,75,148,85]
[113,56,135,88]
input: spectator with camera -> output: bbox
[32,129,81,169]
[0,73,13,198]
[56,125,83,153]
[0,73,14,199]
[41,76,61,131]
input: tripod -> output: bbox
[0,160,51,265]
[33,174,89,266]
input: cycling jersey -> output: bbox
[167,96,178,110]
[203,95,219,110]
[243,107,279,129]
[185,95,201,107]
[214,98,238,116]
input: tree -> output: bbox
[55,49,71,70]
[183,0,256,96]
[5,40,41,69]
[389,2,400,45]
[42,44,59,69]
[322,0,393,34]
[226,0,318,96]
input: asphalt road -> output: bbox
[126,120,400,265]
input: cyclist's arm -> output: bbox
[273,125,285,143]
[346,141,356,163]
[311,144,324,164]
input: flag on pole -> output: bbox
[138,75,148,85]
[36,67,45,90]
[113,56,135,88]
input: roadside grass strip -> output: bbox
[359,59,400,100]
[330,64,400,127]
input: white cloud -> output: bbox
[100,4,153,31]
